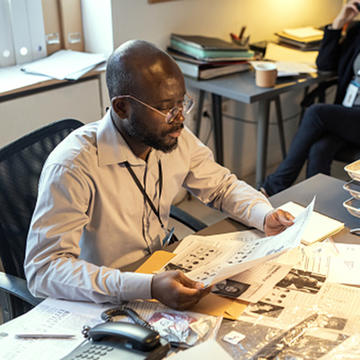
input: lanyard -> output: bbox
[124,160,165,230]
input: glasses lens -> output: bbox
[166,107,180,123]
[183,96,194,114]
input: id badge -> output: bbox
[343,81,360,107]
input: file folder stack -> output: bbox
[168,34,254,80]
[0,0,86,68]
[1,0,46,66]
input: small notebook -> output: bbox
[279,201,344,245]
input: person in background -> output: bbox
[262,0,360,196]
[25,40,293,310]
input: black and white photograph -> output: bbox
[247,301,284,318]
[212,279,250,298]
[276,268,326,294]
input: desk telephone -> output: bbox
[61,321,170,360]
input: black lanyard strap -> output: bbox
[124,161,164,229]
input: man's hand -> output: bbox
[332,0,360,29]
[151,270,211,310]
[264,209,294,236]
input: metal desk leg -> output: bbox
[195,90,205,137]
[256,99,270,189]
[274,96,286,159]
[211,94,224,165]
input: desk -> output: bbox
[186,72,333,188]
[1,175,359,359]
[0,67,106,147]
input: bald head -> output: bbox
[106,40,183,101]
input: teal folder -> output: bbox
[170,36,254,61]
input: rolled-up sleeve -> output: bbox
[24,163,153,303]
[182,131,273,231]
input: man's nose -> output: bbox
[173,108,185,123]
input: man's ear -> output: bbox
[112,97,129,118]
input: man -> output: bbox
[25,40,293,310]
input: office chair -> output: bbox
[0,119,206,323]
[300,79,360,165]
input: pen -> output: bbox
[15,334,76,339]
[239,26,246,40]
[162,227,175,247]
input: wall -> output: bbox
[112,0,342,49]
[110,0,343,182]
[82,0,114,57]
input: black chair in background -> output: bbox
[300,78,360,165]
[0,119,84,323]
[0,119,206,323]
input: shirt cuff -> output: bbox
[248,202,273,231]
[119,272,154,301]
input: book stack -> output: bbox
[168,33,255,80]
[275,26,324,51]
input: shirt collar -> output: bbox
[97,111,164,167]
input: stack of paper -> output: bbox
[21,50,106,80]
[275,26,323,51]
[265,42,318,67]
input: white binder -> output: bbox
[8,0,33,64]
[26,0,47,60]
[0,0,16,67]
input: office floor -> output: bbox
[0,161,349,326]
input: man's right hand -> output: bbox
[151,270,211,310]
[332,0,360,30]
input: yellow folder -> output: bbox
[135,250,248,319]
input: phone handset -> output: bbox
[87,322,160,352]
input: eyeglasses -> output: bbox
[114,93,195,124]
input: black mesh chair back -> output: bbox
[0,120,83,303]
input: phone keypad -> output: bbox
[67,344,114,360]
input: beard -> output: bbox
[127,116,184,153]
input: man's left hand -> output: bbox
[264,209,294,236]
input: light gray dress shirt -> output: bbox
[24,111,273,303]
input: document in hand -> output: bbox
[162,198,315,287]
[279,201,344,245]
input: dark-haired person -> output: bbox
[262,0,360,196]
[25,40,293,310]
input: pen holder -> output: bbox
[253,62,277,88]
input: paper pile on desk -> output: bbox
[21,50,106,80]
[0,298,108,360]
[265,42,318,67]
[161,198,314,287]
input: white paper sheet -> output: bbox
[283,27,323,39]
[0,298,109,360]
[21,50,106,80]
[163,198,315,287]
[222,262,292,303]
[265,42,318,66]
[327,243,360,285]
[279,201,344,245]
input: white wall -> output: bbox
[111,0,342,48]
[109,0,343,182]
[82,0,114,56]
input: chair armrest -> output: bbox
[170,205,207,232]
[0,272,42,307]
